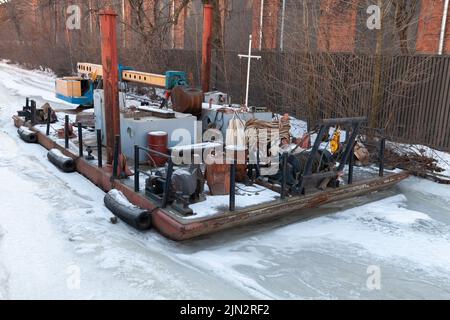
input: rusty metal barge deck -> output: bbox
[13,115,409,241]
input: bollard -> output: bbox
[379,138,386,177]
[96,129,103,167]
[348,144,355,185]
[78,123,83,157]
[229,159,236,211]
[30,100,36,125]
[280,152,288,199]
[112,135,120,179]
[46,108,51,136]
[64,115,69,149]
[134,145,140,192]
[162,158,174,209]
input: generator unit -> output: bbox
[55,77,94,106]
[204,91,229,105]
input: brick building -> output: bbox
[1,0,448,55]
[171,0,450,54]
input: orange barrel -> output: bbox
[205,153,231,195]
[148,131,169,167]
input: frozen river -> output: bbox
[1,61,450,299]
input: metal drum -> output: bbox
[148,131,169,167]
[205,153,231,195]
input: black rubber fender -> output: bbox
[47,149,76,173]
[18,126,38,143]
[104,190,152,231]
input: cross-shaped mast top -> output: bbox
[238,35,262,108]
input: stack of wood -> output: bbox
[384,147,450,184]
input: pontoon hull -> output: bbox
[13,115,409,241]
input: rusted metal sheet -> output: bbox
[170,86,203,116]
[99,9,120,164]
[75,113,95,127]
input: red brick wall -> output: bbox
[416,0,450,54]
[252,0,280,50]
[318,0,358,53]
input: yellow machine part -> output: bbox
[56,78,82,97]
[122,70,166,88]
[76,62,166,88]
[77,63,103,78]
[330,128,341,154]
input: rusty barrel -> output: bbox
[205,153,231,195]
[148,131,169,167]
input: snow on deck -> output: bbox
[189,184,280,219]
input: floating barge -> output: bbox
[10,7,409,241]
[12,113,409,241]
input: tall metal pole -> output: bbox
[259,0,264,51]
[439,0,449,55]
[201,4,213,93]
[96,129,103,168]
[245,35,253,107]
[280,0,286,51]
[99,9,120,164]
[78,123,83,157]
[64,115,69,149]
[238,36,261,108]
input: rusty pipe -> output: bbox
[201,4,213,93]
[99,9,120,164]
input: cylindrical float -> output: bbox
[18,126,38,143]
[148,131,168,167]
[47,149,76,173]
[104,190,152,231]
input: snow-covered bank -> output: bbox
[1,61,450,299]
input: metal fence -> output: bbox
[156,50,449,151]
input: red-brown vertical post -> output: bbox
[201,4,213,93]
[99,9,120,164]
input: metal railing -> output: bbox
[133,145,174,209]
[297,117,367,194]
[133,144,239,212]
